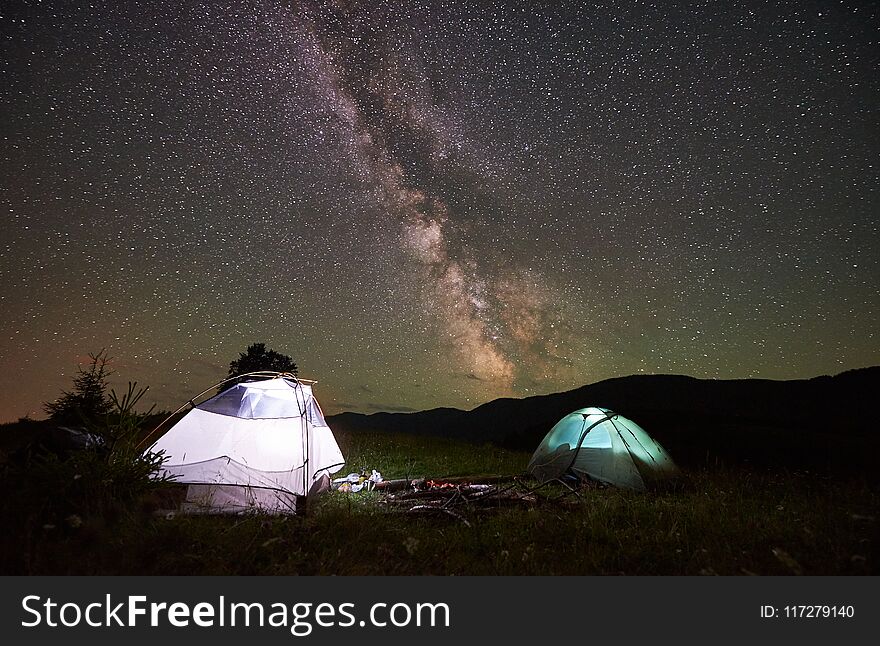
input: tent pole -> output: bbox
[559,411,618,478]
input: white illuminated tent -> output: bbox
[147,373,344,514]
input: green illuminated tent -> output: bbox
[528,407,678,490]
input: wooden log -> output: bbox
[372,478,424,492]
[424,474,527,486]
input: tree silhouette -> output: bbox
[44,350,114,425]
[223,343,298,390]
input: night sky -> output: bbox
[1,1,877,422]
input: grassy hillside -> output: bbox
[1,428,875,575]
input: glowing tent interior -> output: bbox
[528,407,678,490]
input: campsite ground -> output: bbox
[1,428,876,575]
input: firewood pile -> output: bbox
[377,475,547,526]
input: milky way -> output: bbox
[0,1,877,421]
[295,3,566,390]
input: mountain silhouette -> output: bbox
[328,367,880,472]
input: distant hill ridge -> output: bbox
[328,367,880,470]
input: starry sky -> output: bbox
[1,0,878,422]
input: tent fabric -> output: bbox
[150,377,344,513]
[197,379,328,421]
[528,407,678,491]
[181,484,300,515]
